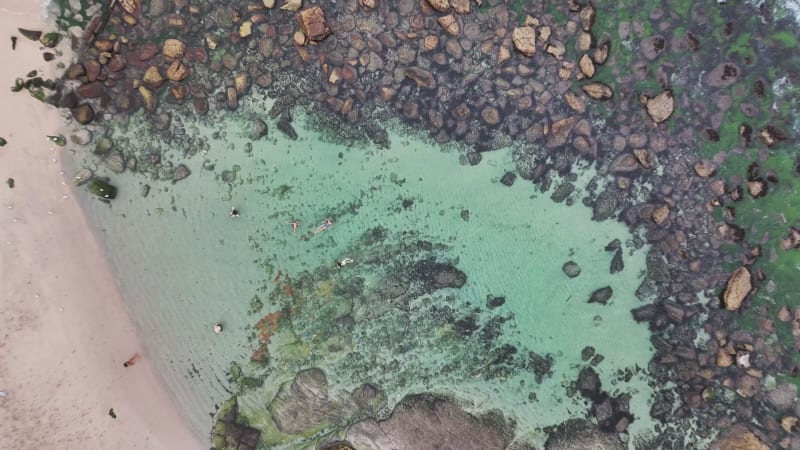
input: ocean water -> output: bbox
[64,93,658,446]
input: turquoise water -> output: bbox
[66,98,656,445]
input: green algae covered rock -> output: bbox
[88,179,117,199]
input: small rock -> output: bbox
[562,261,581,278]
[588,286,613,305]
[250,119,268,140]
[72,103,94,124]
[500,171,516,186]
[723,266,752,311]
[578,54,595,77]
[18,28,42,41]
[642,90,674,123]
[162,38,186,59]
[438,14,460,36]
[173,164,191,182]
[582,82,613,100]
[512,26,536,56]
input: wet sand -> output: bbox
[0,2,204,448]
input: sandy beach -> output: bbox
[0,2,204,449]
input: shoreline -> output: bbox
[0,2,205,449]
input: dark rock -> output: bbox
[72,103,94,124]
[466,151,482,165]
[562,261,581,278]
[486,295,506,309]
[404,67,436,89]
[528,352,554,383]
[58,91,79,109]
[581,346,596,361]
[577,367,601,398]
[460,209,470,221]
[550,182,575,203]
[351,383,387,415]
[588,286,613,305]
[64,63,85,80]
[268,368,355,435]
[346,394,516,450]
[172,164,191,182]
[277,117,298,140]
[500,171,516,186]
[77,81,105,98]
[249,119,268,140]
[413,258,466,290]
[18,28,41,41]
[631,304,658,322]
[210,398,261,450]
[604,239,621,252]
[609,249,624,274]
[706,62,740,88]
[592,189,618,221]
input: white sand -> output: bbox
[0,2,205,449]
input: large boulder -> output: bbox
[709,424,769,450]
[296,6,331,42]
[267,368,354,434]
[346,394,516,450]
[545,419,624,450]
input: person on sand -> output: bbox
[335,257,354,268]
[230,207,240,218]
[287,220,301,234]
[214,323,223,334]
[313,218,333,234]
[123,354,139,368]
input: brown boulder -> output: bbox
[723,266,752,311]
[512,26,536,56]
[142,66,165,88]
[711,425,769,450]
[71,103,94,124]
[162,38,186,59]
[296,6,331,42]
[405,67,436,89]
[582,82,613,100]
[438,15,460,36]
[166,60,189,81]
[642,90,674,123]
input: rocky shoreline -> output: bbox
[21,0,800,448]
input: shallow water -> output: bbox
[66,95,658,445]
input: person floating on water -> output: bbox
[230,207,240,218]
[313,218,333,234]
[214,323,223,334]
[287,220,301,234]
[335,257,354,268]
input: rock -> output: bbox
[281,0,302,11]
[642,90,674,123]
[466,152,481,165]
[413,258,466,290]
[766,383,797,411]
[746,179,767,198]
[564,92,586,113]
[633,148,652,169]
[710,425,769,450]
[611,153,640,173]
[593,40,610,65]
[173,164,191,182]
[162,39,186,59]
[545,419,625,450]
[451,0,470,13]
[579,4,596,31]
[588,286,613,305]
[610,249,624,274]
[346,394,514,450]
[652,204,669,224]
[706,62,740,88]
[640,35,666,60]
[545,42,566,58]
[226,87,238,110]
[296,6,331,41]
[512,27,536,56]
[77,81,105,98]
[694,160,717,177]
[578,54,595,77]
[759,125,788,147]
[427,0,450,11]
[351,384,386,415]
[359,0,376,8]
[120,0,138,14]
[277,117,298,140]
[138,86,156,111]
[105,150,125,173]
[582,82,613,100]
[723,266,752,311]
[143,66,165,88]
[84,60,101,82]
[605,239,621,252]
[500,171,516,186]
[550,182,575,203]
[481,106,500,125]
[562,261,581,278]
[18,28,42,41]
[72,168,92,186]
[250,119,268,140]
[268,368,354,434]
[88,179,117,199]
[486,295,505,309]
[65,63,86,80]
[438,14,460,36]
[72,103,94,124]
[404,67,436,89]
[166,60,189,81]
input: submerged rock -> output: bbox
[172,164,191,182]
[562,261,581,278]
[267,368,354,434]
[545,418,624,450]
[588,286,613,305]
